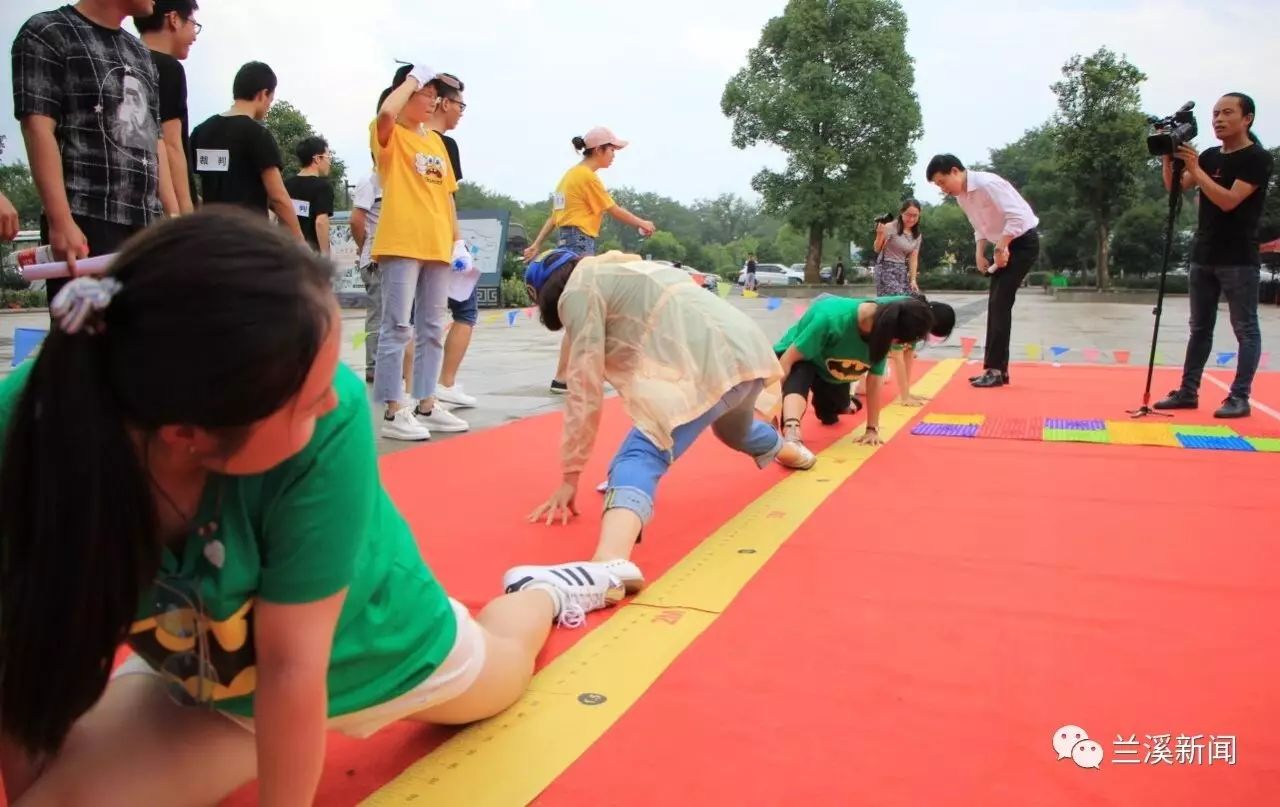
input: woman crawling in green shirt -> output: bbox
[0,210,618,806]
[774,296,955,449]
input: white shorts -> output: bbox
[113,597,487,739]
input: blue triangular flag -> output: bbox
[1216,351,1236,366]
[10,328,47,367]
[1050,346,1070,358]
[507,310,518,326]
[766,298,782,311]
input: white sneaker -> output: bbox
[381,408,431,441]
[600,559,645,594]
[414,405,470,433]
[436,383,477,409]
[502,562,624,628]
[776,438,816,470]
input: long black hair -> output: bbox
[865,299,936,367]
[0,207,335,755]
[1224,92,1262,147]
[534,258,583,331]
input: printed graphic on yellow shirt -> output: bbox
[826,357,871,382]
[416,152,446,182]
[128,596,258,703]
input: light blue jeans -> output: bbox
[604,379,784,524]
[374,257,450,404]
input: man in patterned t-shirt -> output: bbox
[11,1,178,303]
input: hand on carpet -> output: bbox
[529,482,579,526]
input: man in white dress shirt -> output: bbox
[928,154,1040,388]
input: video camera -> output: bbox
[1146,101,1197,157]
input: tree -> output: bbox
[1110,200,1189,277]
[264,100,350,207]
[722,0,923,282]
[1051,48,1149,288]
[643,231,686,262]
[0,162,42,229]
[918,201,975,272]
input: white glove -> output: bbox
[407,63,435,88]
[452,239,474,272]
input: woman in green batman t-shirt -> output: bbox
[773,296,955,450]
[0,210,621,806]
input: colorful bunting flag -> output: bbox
[1050,346,1070,358]
[960,336,976,358]
[716,283,731,298]
[742,289,759,299]
[352,331,367,350]
[1215,351,1237,366]
[1113,349,1130,364]
[766,298,782,311]
[507,310,519,326]
[1082,347,1100,362]
[793,303,808,318]
[1261,351,1271,370]
[524,306,536,319]
[1025,344,1042,361]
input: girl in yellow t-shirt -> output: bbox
[522,127,657,393]
[370,65,470,442]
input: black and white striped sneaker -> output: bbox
[502,562,625,627]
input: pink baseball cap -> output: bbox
[583,126,628,150]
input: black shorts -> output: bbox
[780,358,852,425]
[40,214,144,303]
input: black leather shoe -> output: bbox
[969,371,1011,385]
[1214,396,1251,419]
[1153,389,1198,410]
[970,370,1007,388]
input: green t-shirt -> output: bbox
[775,296,909,383]
[0,361,456,718]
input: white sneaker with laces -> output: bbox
[436,383,477,409]
[776,438,816,470]
[502,562,624,628]
[381,408,431,441]
[414,406,470,433]
[599,559,645,594]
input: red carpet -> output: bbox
[538,365,1280,805]
[221,369,919,806]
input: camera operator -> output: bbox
[1155,93,1273,419]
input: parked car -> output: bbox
[653,260,719,292]
[786,263,807,282]
[737,263,799,287]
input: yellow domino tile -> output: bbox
[1105,421,1181,447]
[362,359,965,806]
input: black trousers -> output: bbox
[780,358,850,425]
[984,229,1040,373]
[39,214,144,304]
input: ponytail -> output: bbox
[0,208,335,755]
[866,299,935,368]
[1224,92,1262,148]
[572,136,587,153]
[0,331,157,756]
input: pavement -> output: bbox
[2,289,1278,456]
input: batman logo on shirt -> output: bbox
[826,358,870,381]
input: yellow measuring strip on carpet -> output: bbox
[362,359,963,806]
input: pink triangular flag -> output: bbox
[1082,347,1100,362]
[1261,351,1271,370]
[524,306,535,319]
[960,336,976,358]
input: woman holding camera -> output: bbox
[874,201,923,298]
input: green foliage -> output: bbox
[1051,48,1149,288]
[0,289,45,308]
[0,161,42,229]
[500,276,531,308]
[264,100,349,206]
[721,0,922,280]
[1110,200,1190,277]
[642,231,686,261]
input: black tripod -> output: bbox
[1128,159,1185,418]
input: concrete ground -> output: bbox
[2,289,1278,456]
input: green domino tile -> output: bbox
[1246,437,1280,453]
[1172,424,1237,437]
[1043,428,1111,444]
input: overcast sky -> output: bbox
[3,0,1276,208]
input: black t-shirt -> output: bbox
[189,113,283,214]
[1192,144,1274,265]
[436,131,463,186]
[284,174,335,252]
[150,49,196,203]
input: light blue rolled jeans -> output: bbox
[604,379,785,524]
[373,258,450,404]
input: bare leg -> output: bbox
[440,323,474,388]
[591,508,644,562]
[554,333,570,383]
[410,589,556,725]
[12,676,256,807]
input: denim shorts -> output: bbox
[447,283,479,325]
[557,226,597,256]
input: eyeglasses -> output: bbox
[153,575,219,708]
[445,98,467,111]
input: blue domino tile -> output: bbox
[1045,418,1106,431]
[1175,434,1257,452]
[911,423,979,438]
